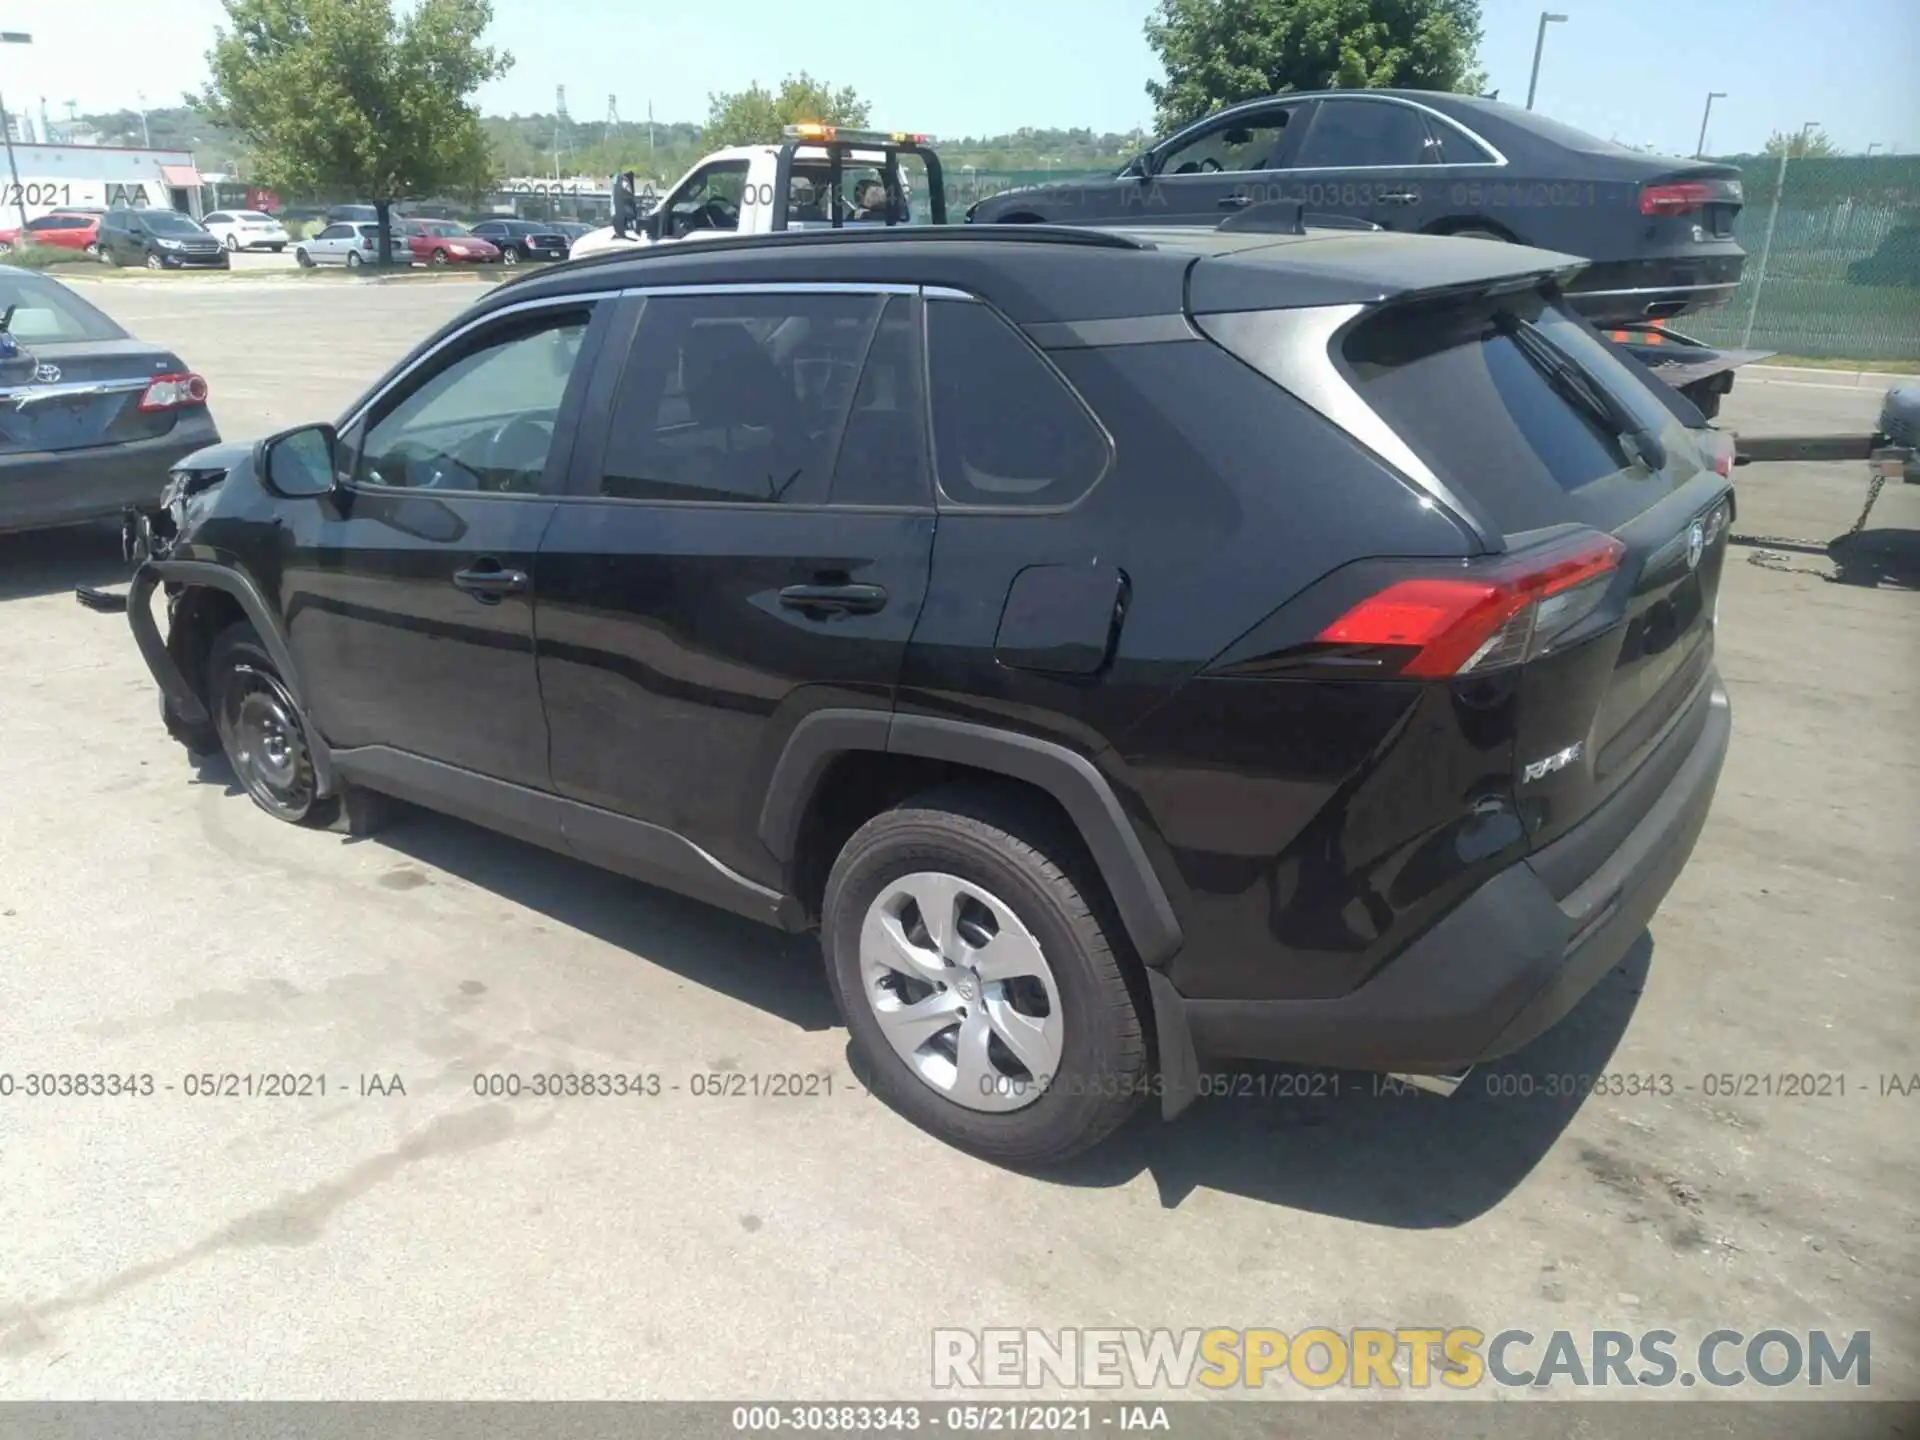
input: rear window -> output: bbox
[1337,290,1694,532]
[0,273,125,343]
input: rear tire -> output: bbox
[346,251,363,269]
[822,787,1149,1166]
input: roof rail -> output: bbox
[509,222,1154,289]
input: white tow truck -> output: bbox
[567,124,948,261]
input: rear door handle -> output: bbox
[778,583,888,616]
[1217,194,1254,209]
[452,563,528,601]
[1377,191,1420,205]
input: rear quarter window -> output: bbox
[925,298,1111,508]
[0,273,125,343]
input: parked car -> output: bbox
[0,211,104,257]
[294,222,414,269]
[1846,224,1920,288]
[968,89,1746,326]
[325,204,382,225]
[467,218,571,264]
[88,220,1732,1165]
[401,219,502,266]
[95,209,230,270]
[0,265,217,535]
[202,210,291,253]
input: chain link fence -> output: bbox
[1682,155,1920,363]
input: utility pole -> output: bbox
[553,85,569,182]
[605,94,618,148]
[137,91,150,147]
[1526,12,1568,111]
[1695,91,1725,159]
[648,100,654,170]
[0,33,33,235]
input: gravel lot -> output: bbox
[1,278,1915,1406]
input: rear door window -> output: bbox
[1293,99,1435,168]
[0,273,125,342]
[925,298,1111,508]
[598,289,905,505]
[1338,289,1697,532]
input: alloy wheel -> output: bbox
[859,871,1064,1113]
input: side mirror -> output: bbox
[1134,151,1160,179]
[259,423,339,499]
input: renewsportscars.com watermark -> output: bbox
[932,1327,1872,1392]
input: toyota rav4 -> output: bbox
[84,215,1733,1166]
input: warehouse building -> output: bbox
[2,141,207,221]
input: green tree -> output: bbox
[196,0,512,264]
[1143,0,1486,131]
[1763,126,1837,159]
[701,73,868,149]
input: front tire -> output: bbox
[430,248,449,266]
[145,251,164,271]
[822,787,1149,1166]
[224,233,240,251]
[207,624,331,827]
[295,247,313,268]
[500,247,519,266]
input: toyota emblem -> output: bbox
[33,362,60,383]
[1686,519,1705,571]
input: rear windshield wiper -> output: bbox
[1497,312,1667,473]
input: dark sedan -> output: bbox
[968,89,1745,324]
[466,218,571,265]
[0,267,218,536]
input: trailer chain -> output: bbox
[1728,466,1892,576]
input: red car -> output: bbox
[401,220,502,266]
[0,211,104,256]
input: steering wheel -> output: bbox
[1198,158,1223,173]
[703,196,740,229]
[481,415,555,492]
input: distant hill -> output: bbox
[72,106,1145,190]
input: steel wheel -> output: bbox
[859,871,1064,1113]
[215,662,318,823]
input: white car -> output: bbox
[201,210,291,253]
[567,125,939,262]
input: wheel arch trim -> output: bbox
[760,709,1184,967]
[136,558,338,795]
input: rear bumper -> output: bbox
[1170,675,1731,1079]
[1566,253,1745,322]
[0,420,220,535]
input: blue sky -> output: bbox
[17,0,1918,156]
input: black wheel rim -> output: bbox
[217,664,317,821]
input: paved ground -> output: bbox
[0,282,1915,1404]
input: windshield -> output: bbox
[143,211,207,235]
[419,222,467,236]
[0,272,126,343]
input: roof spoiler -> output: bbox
[1217,199,1384,235]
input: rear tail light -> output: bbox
[1639,181,1714,216]
[1316,530,1626,678]
[137,373,209,412]
[1704,429,1736,478]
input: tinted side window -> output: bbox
[352,307,594,494]
[205,213,230,225]
[598,290,888,505]
[1161,109,1293,175]
[926,299,1109,508]
[1426,117,1495,164]
[828,295,930,507]
[1293,100,1434,168]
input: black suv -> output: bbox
[97,208,230,270]
[91,219,1733,1165]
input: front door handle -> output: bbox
[1217,193,1254,209]
[778,582,887,617]
[451,563,528,601]
[1377,191,1420,205]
